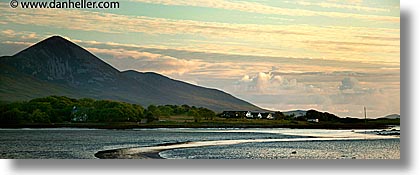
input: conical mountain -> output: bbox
[0,36,262,112]
[2,36,120,88]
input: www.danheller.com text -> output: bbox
[9,0,120,9]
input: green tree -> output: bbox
[147,105,161,118]
[144,111,156,122]
[198,108,215,120]
[187,110,200,122]
[158,105,173,117]
[274,111,286,120]
[0,108,27,124]
[29,109,50,123]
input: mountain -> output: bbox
[0,36,261,112]
[380,114,400,119]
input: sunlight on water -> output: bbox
[160,139,399,159]
[0,128,399,159]
[126,132,397,156]
[121,128,399,159]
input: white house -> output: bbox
[246,111,252,118]
[307,119,319,123]
[267,113,275,120]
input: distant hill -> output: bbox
[0,36,262,112]
[380,114,400,119]
[283,110,307,118]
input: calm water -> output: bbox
[0,128,399,159]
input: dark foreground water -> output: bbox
[0,128,399,159]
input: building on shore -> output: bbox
[221,111,277,120]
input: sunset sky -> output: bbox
[0,0,400,118]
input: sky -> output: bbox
[0,0,400,118]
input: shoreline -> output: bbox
[95,149,164,159]
[0,123,398,130]
[94,141,194,159]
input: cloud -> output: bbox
[63,37,399,77]
[240,75,252,83]
[21,33,38,40]
[1,41,33,46]
[133,0,398,23]
[71,38,367,76]
[0,6,304,39]
[236,72,301,94]
[1,30,16,37]
[1,29,39,40]
[356,35,400,41]
[339,77,359,90]
[231,71,399,118]
[0,3,399,63]
[86,47,204,75]
[338,77,378,95]
[287,1,389,12]
[345,0,364,4]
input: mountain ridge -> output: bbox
[380,114,400,119]
[0,36,262,112]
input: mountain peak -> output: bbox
[40,35,71,44]
[5,36,120,86]
[14,35,81,58]
[45,35,68,41]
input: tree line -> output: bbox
[0,96,216,124]
[295,109,340,121]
